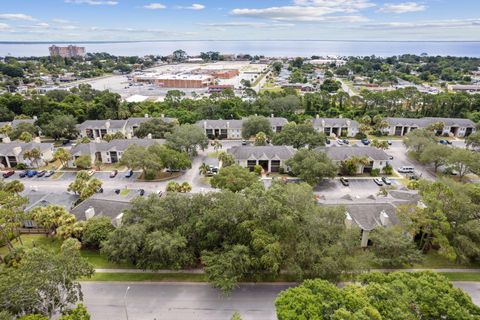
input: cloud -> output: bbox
[144,3,166,9]
[378,2,426,14]
[52,19,71,24]
[65,0,118,5]
[364,19,480,29]
[200,22,295,30]
[0,13,35,21]
[230,0,373,22]
[0,23,11,31]
[178,3,205,10]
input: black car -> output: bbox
[241,140,247,145]
[125,169,133,178]
[139,189,145,196]
[36,170,46,177]
[114,189,121,194]
[342,139,349,145]
[2,170,15,178]
[96,187,104,193]
[19,171,27,178]
[340,177,349,186]
[325,138,331,145]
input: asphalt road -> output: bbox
[80,282,480,320]
[81,282,293,320]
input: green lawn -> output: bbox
[0,234,132,269]
[414,251,479,269]
[119,189,130,196]
[439,273,480,281]
[88,273,207,282]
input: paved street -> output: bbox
[81,281,480,320]
[81,282,293,320]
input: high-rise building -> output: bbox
[49,45,86,58]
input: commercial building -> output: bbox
[49,45,86,58]
[312,116,359,137]
[228,145,296,173]
[0,142,54,169]
[133,73,215,88]
[316,146,391,174]
[383,117,476,137]
[67,139,164,168]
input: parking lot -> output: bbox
[313,178,401,201]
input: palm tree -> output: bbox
[54,148,72,168]
[212,139,223,151]
[180,182,192,193]
[199,163,210,176]
[23,148,42,168]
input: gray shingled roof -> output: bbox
[385,117,476,128]
[316,146,391,161]
[0,142,53,156]
[77,119,127,131]
[228,145,296,160]
[312,118,359,128]
[268,117,288,127]
[70,139,164,156]
[71,198,132,221]
[11,119,35,128]
[126,117,176,128]
[344,203,399,231]
[24,191,79,211]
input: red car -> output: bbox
[2,171,15,178]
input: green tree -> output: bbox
[30,205,77,237]
[54,148,72,168]
[286,149,337,185]
[369,227,423,268]
[41,114,78,140]
[103,131,125,142]
[134,118,176,139]
[465,131,480,150]
[10,122,37,141]
[419,143,451,172]
[19,131,33,142]
[81,216,115,249]
[218,151,236,167]
[166,124,209,156]
[272,123,326,149]
[446,148,480,181]
[23,148,42,167]
[68,171,103,201]
[371,139,389,150]
[242,116,273,139]
[74,155,92,169]
[275,272,480,320]
[403,128,437,157]
[0,246,94,318]
[320,79,341,93]
[211,165,259,192]
[254,131,267,146]
[59,304,90,320]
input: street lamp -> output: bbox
[123,286,131,320]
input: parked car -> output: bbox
[382,177,392,185]
[2,170,15,178]
[361,139,370,145]
[241,140,247,146]
[398,166,414,173]
[325,138,331,145]
[87,170,95,176]
[27,170,38,178]
[336,139,344,145]
[389,156,394,160]
[110,170,118,178]
[19,171,27,178]
[139,189,145,196]
[373,178,383,186]
[387,140,393,145]
[157,190,163,197]
[342,139,350,145]
[340,177,349,186]
[45,170,54,177]
[114,189,121,194]
[62,139,70,145]
[439,139,453,145]
[36,170,46,177]
[125,169,134,178]
[96,187,104,193]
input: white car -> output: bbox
[336,139,344,145]
[87,170,95,176]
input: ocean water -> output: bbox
[1,40,480,57]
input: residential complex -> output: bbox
[0,141,54,168]
[312,117,359,137]
[383,117,476,137]
[228,145,296,173]
[317,146,391,174]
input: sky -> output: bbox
[0,0,479,41]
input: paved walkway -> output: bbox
[95,268,480,274]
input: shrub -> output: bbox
[383,164,393,175]
[354,132,367,140]
[407,180,420,190]
[254,165,262,175]
[279,167,285,174]
[144,170,156,181]
[16,163,27,170]
[370,168,380,177]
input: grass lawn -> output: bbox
[87,273,207,282]
[414,251,478,269]
[0,234,132,269]
[207,150,221,158]
[137,171,183,182]
[439,273,480,281]
[119,189,130,196]
[200,176,212,186]
[40,159,62,170]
